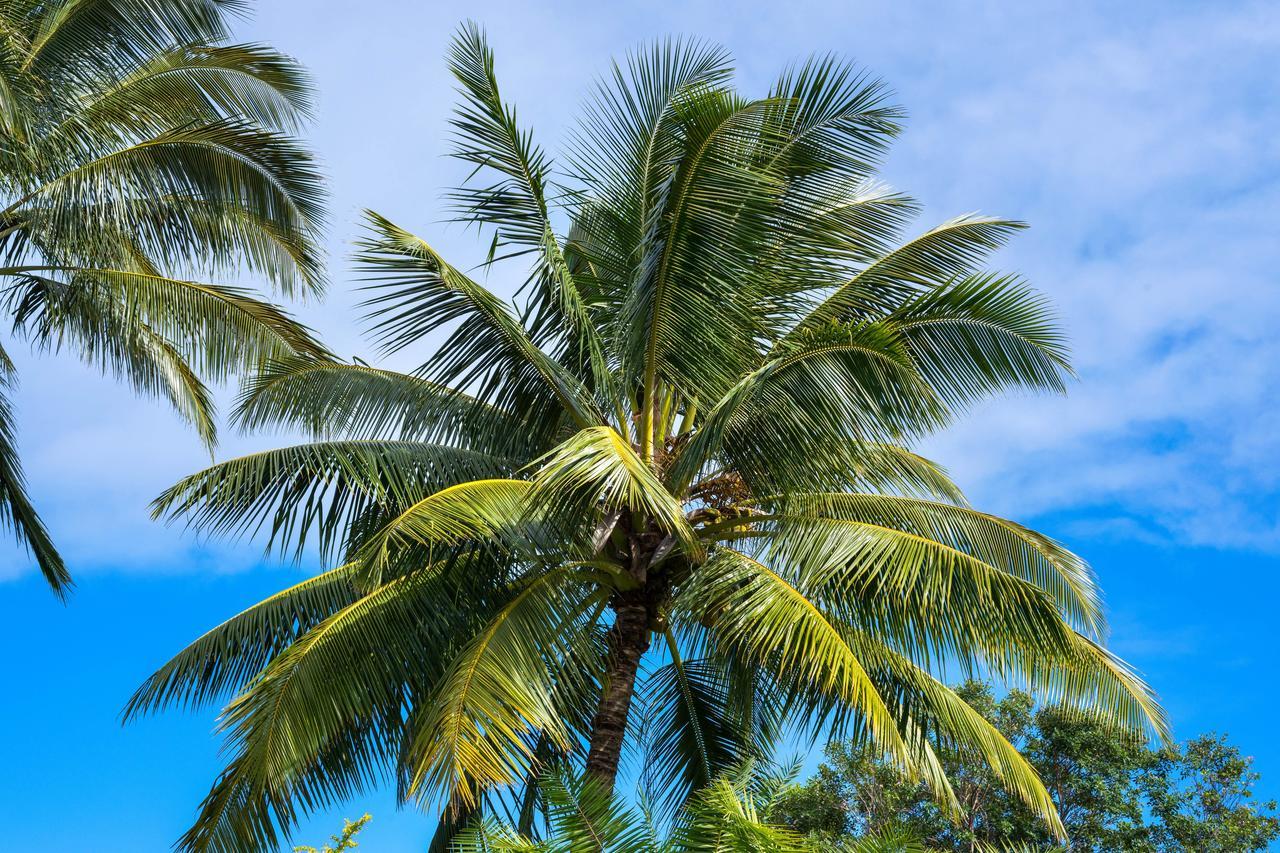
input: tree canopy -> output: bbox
[776,681,1280,852]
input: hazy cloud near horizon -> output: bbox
[2,0,1277,581]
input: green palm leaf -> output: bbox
[153,441,511,560]
[403,567,608,809]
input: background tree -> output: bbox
[1142,735,1280,852]
[130,24,1162,852]
[776,681,1279,852]
[293,814,371,853]
[0,0,326,595]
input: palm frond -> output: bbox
[887,273,1072,406]
[784,215,1026,336]
[771,492,1102,637]
[675,548,912,773]
[152,440,512,561]
[354,478,532,587]
[123,562,360,719]
[356,211,600,427]
[640,628,758,816]
[530,426,699,557]
[445,23,611,399]
[0,369,68,595]
[403,567,607,809]
[63,42,312,135]
[177,563,481,853]
[668,321,946,492]
[232,356,533,457]
[7,267,328,381]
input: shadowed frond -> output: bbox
[0,370,69,595]
[403,567,607,809]
[640,629,760,815]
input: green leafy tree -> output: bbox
[129,24,1163,852]
[0,0,326,595]
[294,814,371,853]
[1142,735,1280,852]
[776,683,1279,852]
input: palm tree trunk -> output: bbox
[584,595,651,789]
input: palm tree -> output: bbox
[0,0,326,595]
[129,25,1165,852]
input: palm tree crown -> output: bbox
[131,24,1165,853]
[0,0,327,595]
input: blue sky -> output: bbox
[3,0,1279,849]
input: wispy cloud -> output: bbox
[895,2,1280,549]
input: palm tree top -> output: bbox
[133,22,1164,853]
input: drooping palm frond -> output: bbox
[0,0,325,593]
[123,562,362,718]
[675,549,913,770]
[771,493,1101,636]
[175,551,530,853]
[0,358,69,594]
[402,567,608,810]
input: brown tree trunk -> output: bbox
[584,594,651,790]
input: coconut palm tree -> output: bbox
[0,0,326,595]
[129,24,1164,852]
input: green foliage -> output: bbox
[136,23,1163,853]
[0,0,326,596]
[294,813,371,853]
[452,764,816,852]
[775,682,1280,852]
[1142,734,1280,852]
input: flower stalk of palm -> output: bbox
[130,24,1165,853]
[0,0,327,595]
